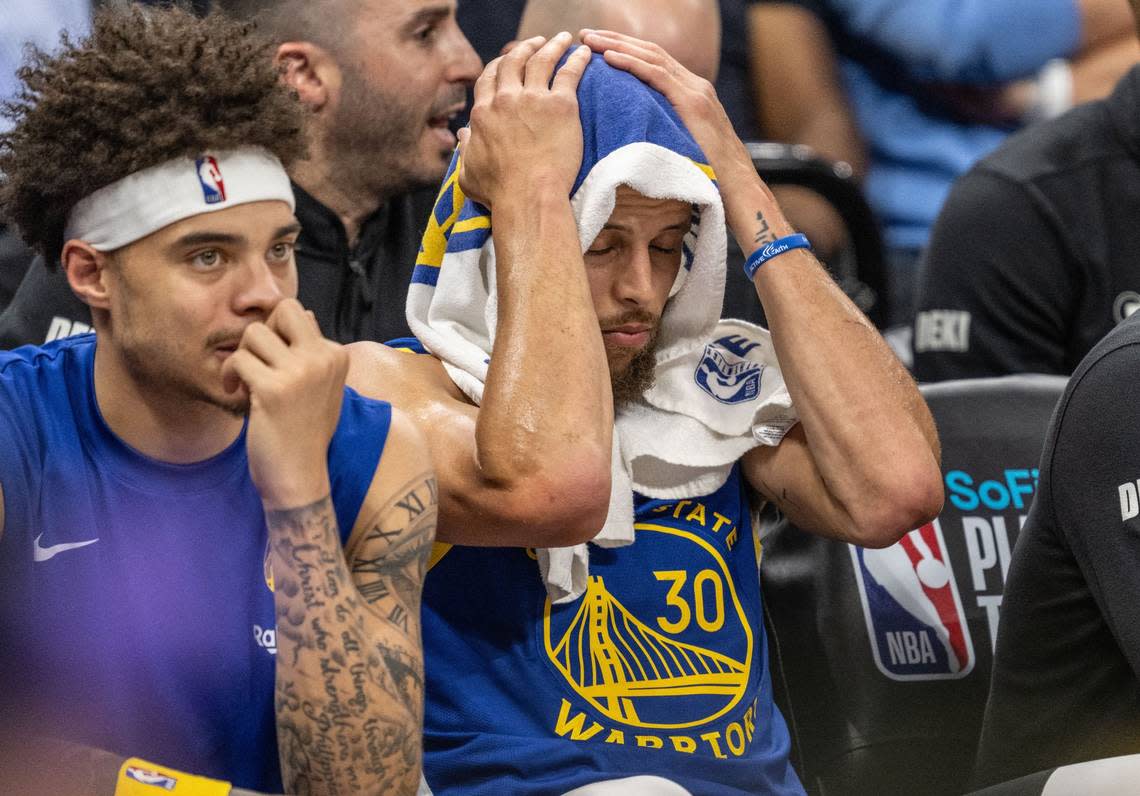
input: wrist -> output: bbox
[743,233,813,280]
[724,182,797,252]
[257,463,331,511]
[486,173,575,214]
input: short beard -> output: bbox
[327,58,463,200]
[604,309,661,408]
[611,340,658,408]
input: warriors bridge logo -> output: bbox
[543,519,758,757]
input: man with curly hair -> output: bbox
[0,6,433,795]
[0,0,482,350]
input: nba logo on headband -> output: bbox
[195,156,226,204]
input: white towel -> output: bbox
[407,56,798,602]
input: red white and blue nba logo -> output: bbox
[195,156,226,204]
[849,519,975,681]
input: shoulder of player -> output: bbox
[1046,316,1140,465]
[346,407,436,559]
[346,340,465,405]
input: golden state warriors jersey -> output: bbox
[421,464,805,795]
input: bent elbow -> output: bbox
[488,452,613,548]
[849,458,945,549]
[530,464,613,547]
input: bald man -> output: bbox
[517,0,721,81]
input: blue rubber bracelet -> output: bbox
[743,233,812,280]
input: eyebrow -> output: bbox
[402,4,452,33]
[169,222,302,251]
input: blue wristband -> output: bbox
[743,233,812,280]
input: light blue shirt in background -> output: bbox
[821,0,1081,250]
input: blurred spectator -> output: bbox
[0,0,481,349]
[753,0,1138,328]
[914,45,1140,379]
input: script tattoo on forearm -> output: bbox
[266,479,437,796]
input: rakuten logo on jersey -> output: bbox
[254,624,277,655]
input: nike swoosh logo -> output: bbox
[33,534,99,562]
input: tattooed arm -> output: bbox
[268,410,435,796]
[222,299,434,794]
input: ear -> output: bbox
[61,240,112,311]
[275,41,339,112]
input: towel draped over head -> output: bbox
[408,54,798,603]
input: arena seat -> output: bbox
[760,375,1068,795]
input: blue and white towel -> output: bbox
[407,55,798,602]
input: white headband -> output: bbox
[64,147,295,252]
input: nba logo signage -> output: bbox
[849,519,975,681]
[124,767,178,790]
[195,156,226,204]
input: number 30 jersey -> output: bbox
[421,464,805,795]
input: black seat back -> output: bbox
[762,375,1067,795]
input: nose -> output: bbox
[614,245,656,308]
[446,24,483,85]
[232,255,287,317]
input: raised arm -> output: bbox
[349,35,613,549]
[583,30,943,547]
[224,299,433,795]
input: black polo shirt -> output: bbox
[0,184,435,349]
[973,312,1140,787]
[914,64,1140,380]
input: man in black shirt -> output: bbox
[914,3,1140,381]
[973,311,1140,786]
[0,0,481,348]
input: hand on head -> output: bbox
[456,33,592,208]
[579,29,755,186]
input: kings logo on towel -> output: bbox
[695,335,765,405]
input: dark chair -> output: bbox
[761,375,1068,795]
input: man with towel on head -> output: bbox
[349,31,943,796]
[0,6,433,795]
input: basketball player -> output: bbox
[0,7,433,795]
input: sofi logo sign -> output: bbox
[945,469,1039,512]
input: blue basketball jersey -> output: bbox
[0,335,391,792]
[421,465,805,795]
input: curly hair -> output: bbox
[0,4,308,262]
